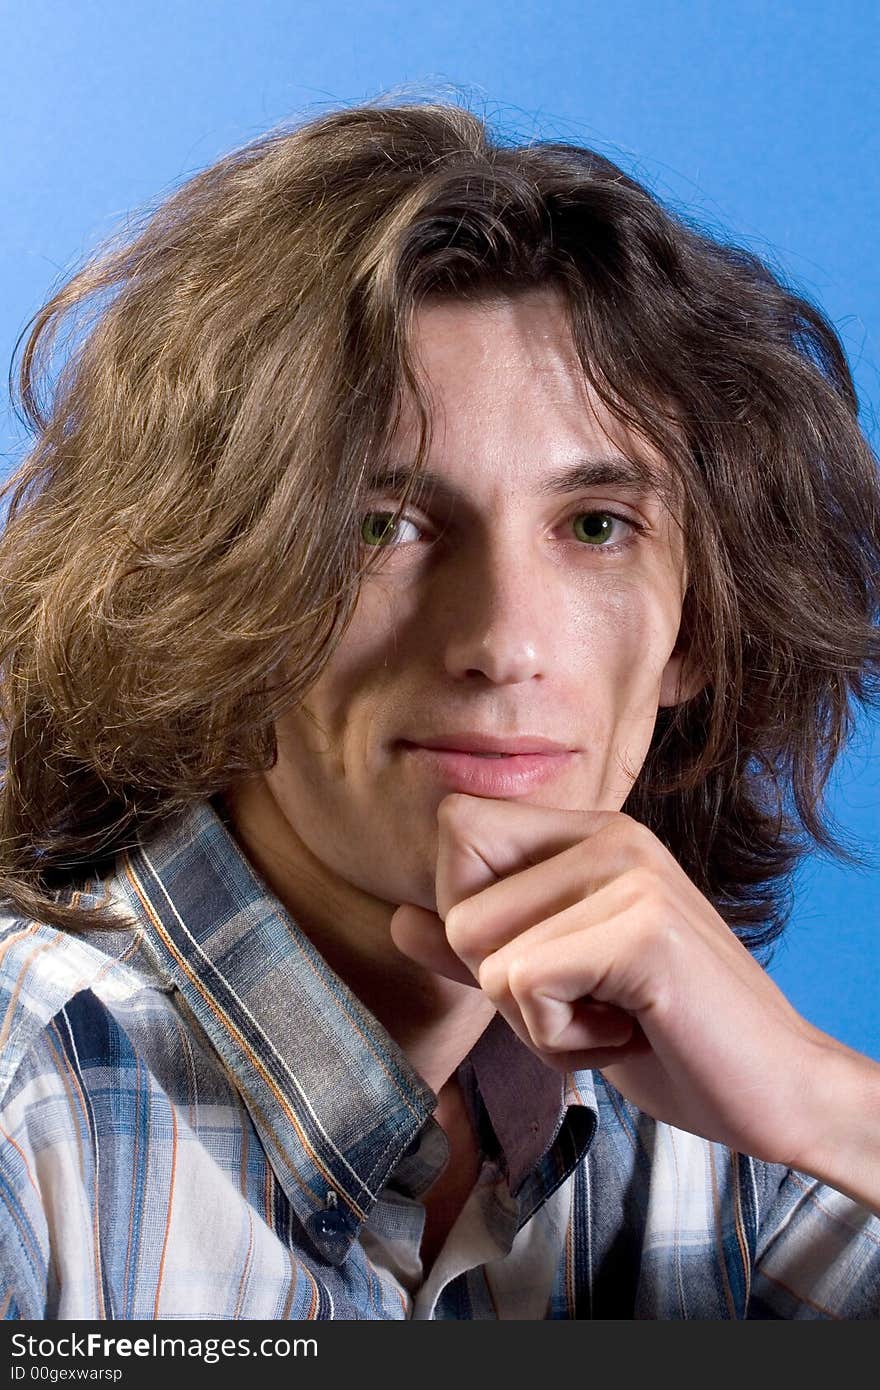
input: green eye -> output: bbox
[361,512,398,546]
[572,512,616,545]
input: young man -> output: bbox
[1,102,878,1319]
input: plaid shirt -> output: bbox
[1,798,878,1319]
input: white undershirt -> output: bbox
[358,1152,575,1319]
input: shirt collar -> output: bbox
[469,1014,596,1200]
[109,797,597,1263]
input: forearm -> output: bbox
[795,1035,880,1219]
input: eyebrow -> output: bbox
[366,454,676,509]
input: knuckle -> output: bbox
[437,792,478,833]
[443,901,471,951]
[626,864,663,900]
[506,954,538,1000]
[620,867,681,947]
[601,813,657,861]
[627,817,662,862]
[643,906,682,963]
[477,956,506,1003]
[626,855,679,909]
[592,813,632,854]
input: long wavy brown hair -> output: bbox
[2,101,878,959]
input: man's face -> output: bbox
[264,289,693,913]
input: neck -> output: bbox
[218,779,496,1095]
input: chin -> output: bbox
[389,866,439,915]
[365,846,439,915]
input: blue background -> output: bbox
[1,1,878,1056]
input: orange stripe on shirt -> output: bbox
[707,1143,737,1318]
[757,1268,841,1318]
[152,1100,178,1319]
[0,1117,42,1203]
[0,928,61,1050]
[233,1209,256,1320]
[730,1152,752,1308]
[122,1056,143,1316]
[123,860,365,1221]
[43,1019,106,1319]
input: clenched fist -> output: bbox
[390,793,845,1174]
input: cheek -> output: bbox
[319,581,407,699]
[272,589,402,779]
[582,588,682,783]
[571,580,678,686]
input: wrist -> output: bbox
[791,1032,880,1218]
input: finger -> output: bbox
[522,996,637,1051]
[392,874,638,995]
[442,838,635,972]
[389,902,477,986]
[435,794,618,921]
[474,1005,653,1075]
[480,900,667,1031]
[515,1031,653,1075]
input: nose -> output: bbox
[441,534,549,685]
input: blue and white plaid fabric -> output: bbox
[1,797,878,1318]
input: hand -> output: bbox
[390,793,830,1168]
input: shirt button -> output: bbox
[306,1191,355,1259]
[311,1207,350,1239]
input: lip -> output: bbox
[398,735,576,797]
[403,733,573,755]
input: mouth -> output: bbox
[401,733,573,755]
[397,736,576,797]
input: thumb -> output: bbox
[389,903,477,986]
[391,794,612,986]
[435,793,613,919]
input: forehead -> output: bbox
[407,288,596,422]
[385,289,681,514]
